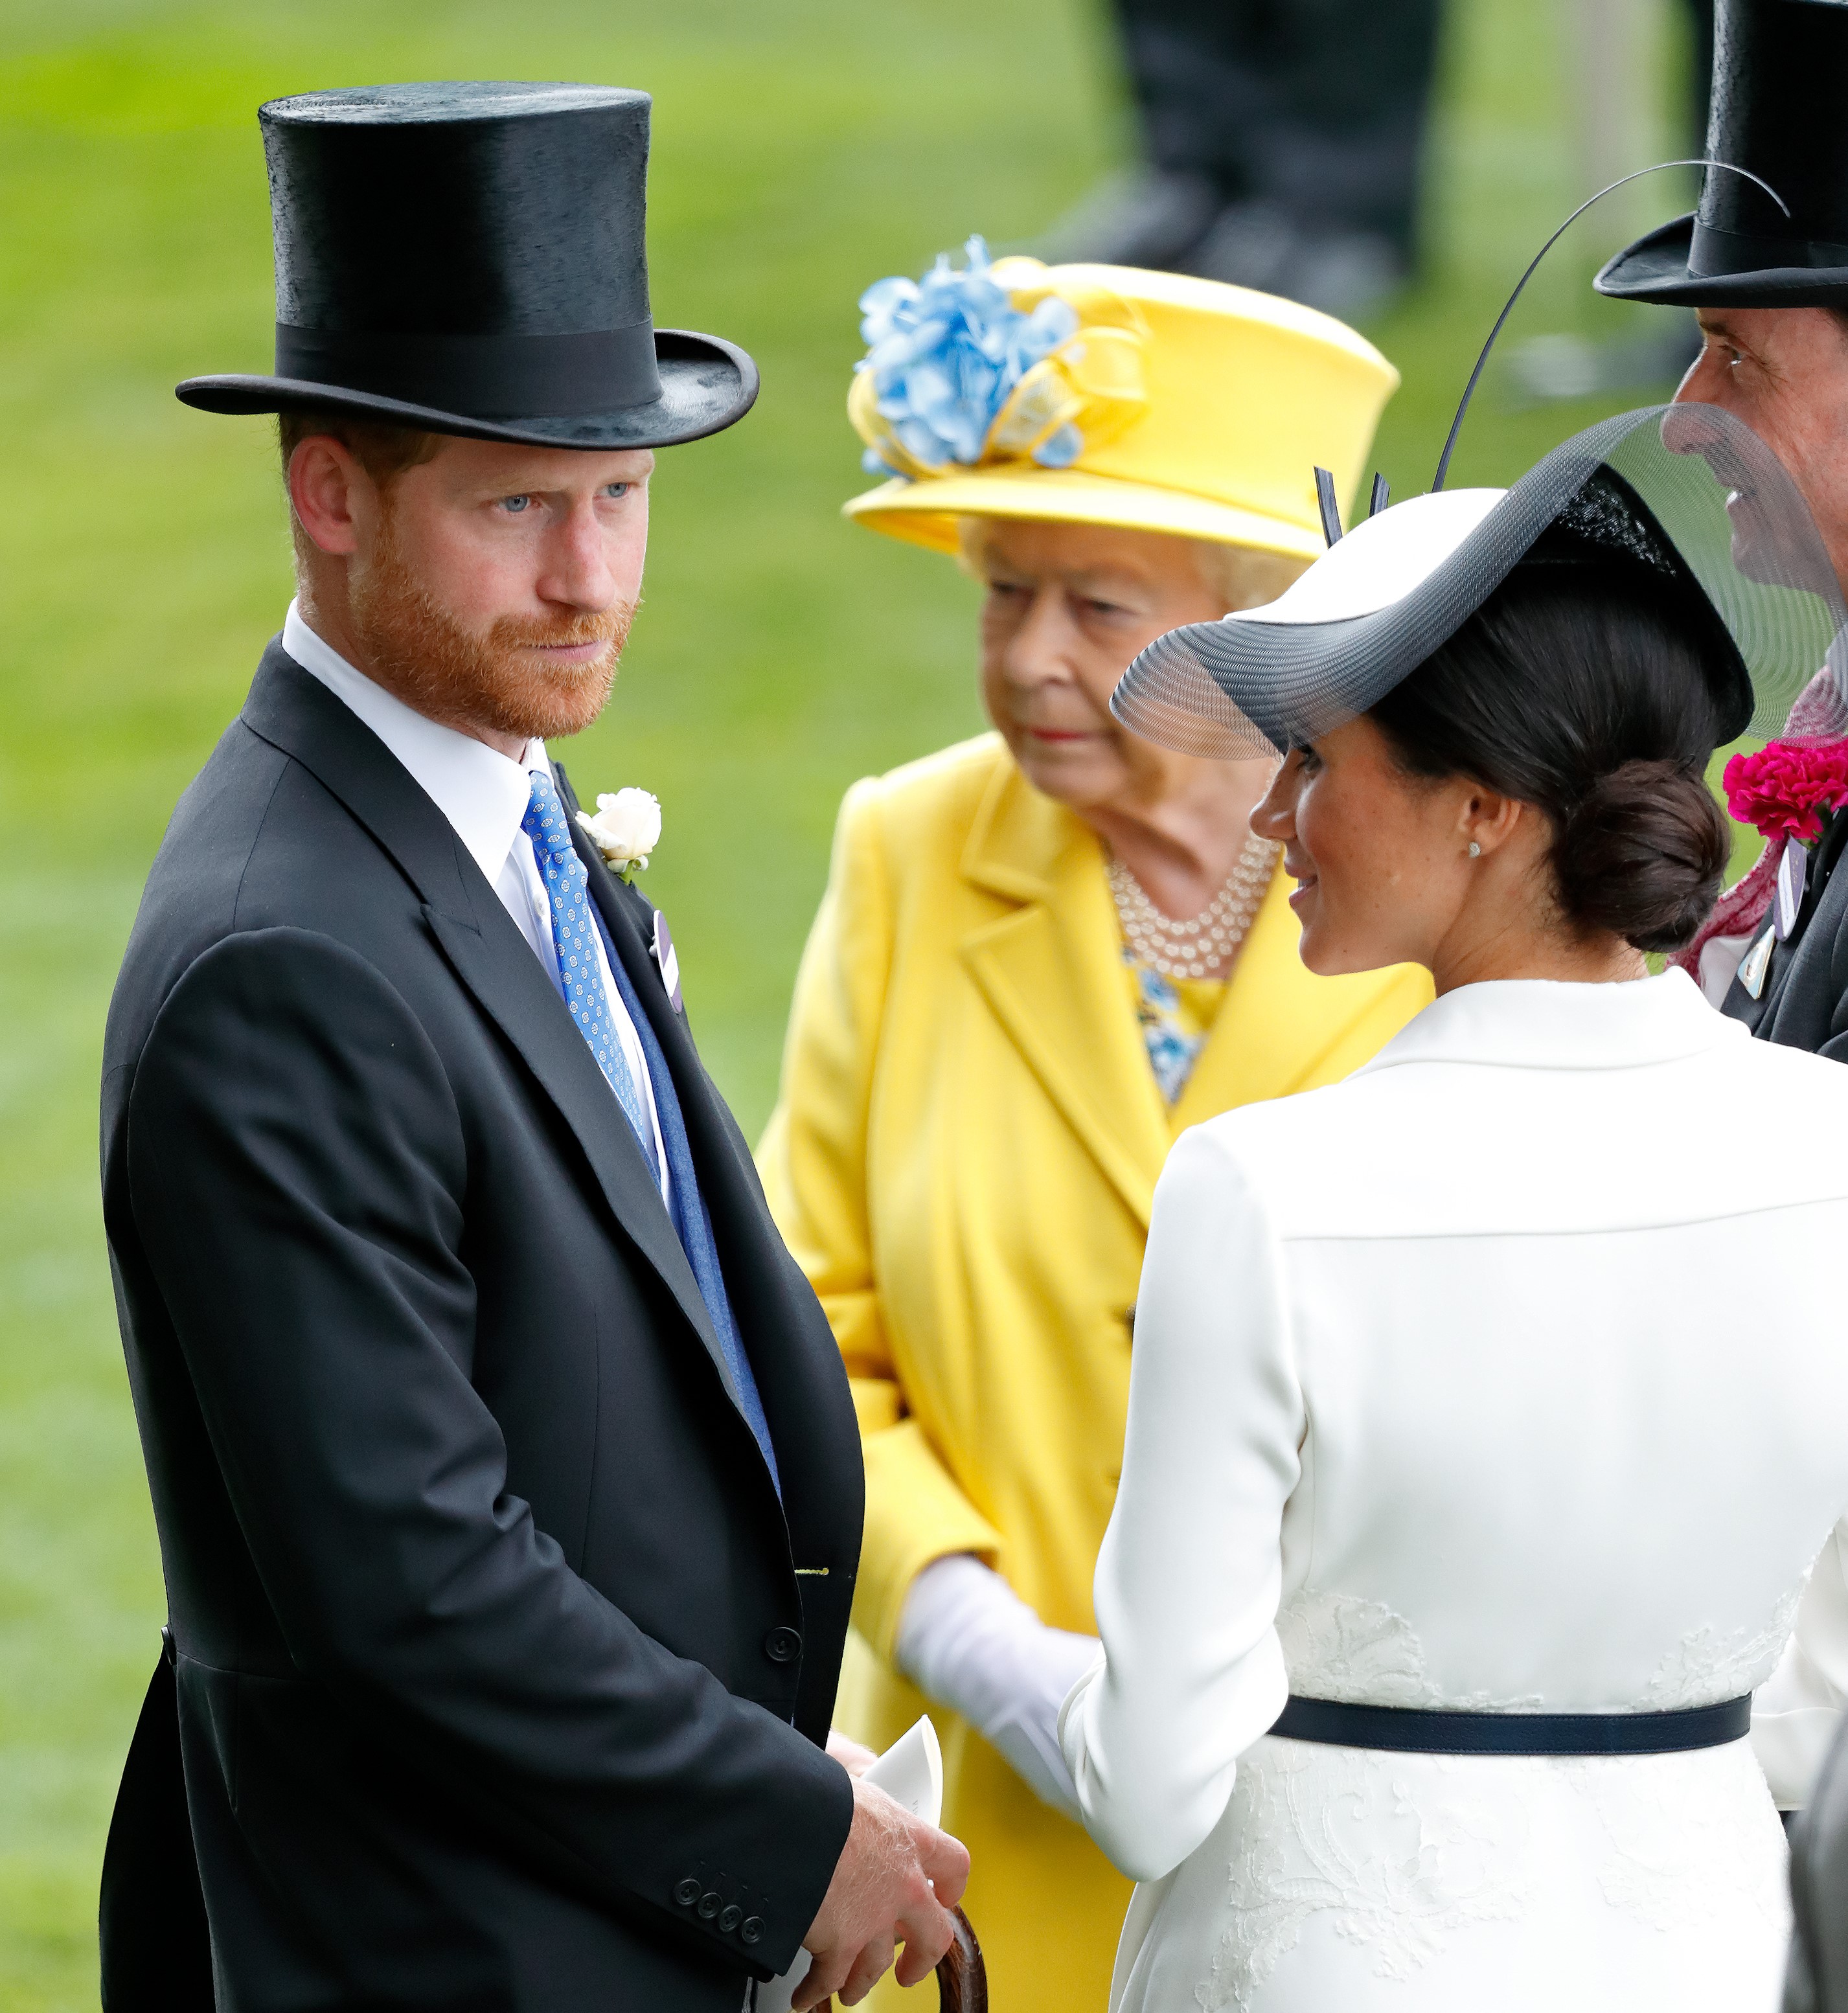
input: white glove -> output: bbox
[894,1554,1102,1820]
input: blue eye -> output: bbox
[602,483,631,499]
[502,495,531,514]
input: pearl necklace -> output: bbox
[1107,832,1279,980]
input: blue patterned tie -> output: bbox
[521,770,661,1184]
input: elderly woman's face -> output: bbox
[974,519,1230,810]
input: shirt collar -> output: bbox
[282,600,550,887]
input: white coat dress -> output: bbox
[1061,972,1848,2013]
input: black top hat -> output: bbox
[178,82,757,448]
[1597,0,1848,307]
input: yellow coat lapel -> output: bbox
[957,756,1432,1222]
[958,763,1169,1229]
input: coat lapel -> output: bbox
[238,648,729,1384]
[1741,813,1848,1036]
[959,762,1170,1229]
[555,762,866,1573]
[957,756,1429,1225]
[418,909,733,1379]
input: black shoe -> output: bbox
[1031,168,1222,269]
[1182,201,1408,319]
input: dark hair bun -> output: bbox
[1552,759,1730,953]
[1367,570,1734,957]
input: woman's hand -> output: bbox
[895,1554,1101,1820]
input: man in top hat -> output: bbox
[1599,11,1848,2003]
[98,82,966,2013]
[1598,0,1848,1059]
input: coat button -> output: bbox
[719,1904,742,1933]
[697,1891,721,1920]
[741,1916,765,1945]
[674,1876,701,1907]
[764,1626,803,1665]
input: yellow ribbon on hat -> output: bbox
[849,256,1151,484]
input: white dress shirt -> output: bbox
[282,602,670,1203]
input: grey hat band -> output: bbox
[1688,220,1848,279]
[273,319,664,420]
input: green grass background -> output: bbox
[0,1,1706,2003]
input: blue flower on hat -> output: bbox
[856,236,1081,477]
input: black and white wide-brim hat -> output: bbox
[178,82,757,450]
[1112,404,1848,760]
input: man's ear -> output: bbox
[288,436,374,558]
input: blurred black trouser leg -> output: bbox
[1683,0,1713,150]
[1113,0,1444,266]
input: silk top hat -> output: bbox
[1597,0,1848,308]
[178,82,757,448]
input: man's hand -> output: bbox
[794,1774,969,2009]
[825,1728,878,1779]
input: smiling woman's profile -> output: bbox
[1251,565,1733,993]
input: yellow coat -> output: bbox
[759,734,1430,2010]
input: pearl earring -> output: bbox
[1468,841,1481,858]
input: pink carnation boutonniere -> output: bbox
[1723,740,1848,847]
[1722,738,1848,940]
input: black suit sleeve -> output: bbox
[126,926,851,1970]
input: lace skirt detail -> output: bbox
[1108,1736,1790,2013]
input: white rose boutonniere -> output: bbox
[576,788,662,883]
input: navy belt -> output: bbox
[1270,1693,1753,1756]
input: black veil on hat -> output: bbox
[179,82,757,448]
[1597,0,1848,307]
[1111,403,1848,758]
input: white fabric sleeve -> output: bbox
[1754,1523,1848,1808]
[894,1553,1101,1820]
[1059,1125,1301,1882]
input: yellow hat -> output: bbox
[844,250,1398,563]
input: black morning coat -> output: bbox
[1784,1718,1848,2012]
[1724,810,1848,1062]
[97,642,863,2012]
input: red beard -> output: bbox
[350,512,635,743]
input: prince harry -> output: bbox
[98,83,964,2013]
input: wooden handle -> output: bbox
[808,1907,985,2013]
[935,1907,987,2013]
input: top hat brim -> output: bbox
[175,328,757,449]
[1596,214,1848,309]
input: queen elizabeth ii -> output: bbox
[759,243,1430,2005]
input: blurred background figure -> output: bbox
[1038,0,1446,317]
[1507,0,1713,402]
[1038,0,1715,347]
[759,245,1430,2010]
